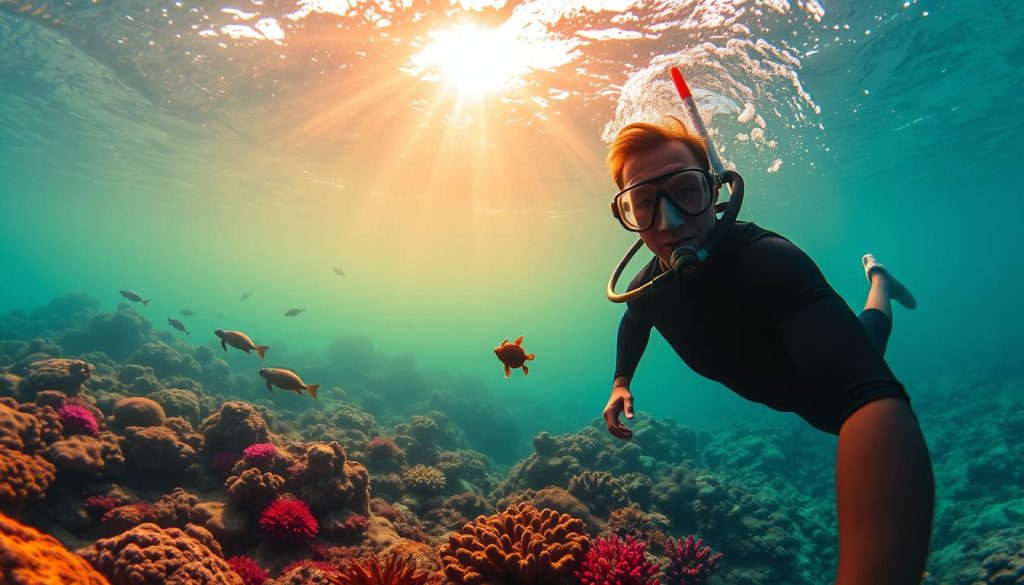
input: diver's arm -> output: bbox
[605,307,652,440]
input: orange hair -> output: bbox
[606,116,710,189]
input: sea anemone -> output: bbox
[228,555,268,585]
[259,496,319,546]
[328,554,432,585]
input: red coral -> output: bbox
[58,404,99,436]
[576,535,660,585]
[328,554,432,585]
[259,496,319,546]
[228,555,268,585]
[662,536,723,585]
[84,493,136,517]
[366,437,403,460]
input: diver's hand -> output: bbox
[603,385,635,440]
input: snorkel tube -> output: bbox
[607,66,745,303]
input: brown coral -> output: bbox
[439,503,589,584]
[200,401,269,454]
[0,510,109,584]
[0,400,43,452]
[44,432,124,480]
[567,470,630,516]
[110,397,165,431]
[289,442,370,515]
[121,425,197,475]
[25,358,93,395]
[0,443,56,510]
[225,468,286,510]
[79,522,243,584]
[402,464,446,495]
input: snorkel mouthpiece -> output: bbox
[670,245,703,281]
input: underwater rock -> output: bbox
[568,470,631,516]
[225,468,286,511]
[439,503,589,585]
[44,432,124,481]
[118,363,161,395]
[0,370,27,399]
[79,522,242,584]
[121,424,198,478]
[129,341,202,379]
[110,396,166,431]
[191,501,249,551]
[148,388,202,425]
[289,441,371,515]
[25,357,93,396]
[60,304,153,362]
[0,510,109,584]
[200,401,270,454]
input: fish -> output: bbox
[258,368,319,400]
[332,266,346,277]
[167,318,191,336]
[240,291,253,302]
[214,311,226,319]
[494,335,535,379]
[119,290,149,306]
[215,329,269,359]
[284,307,306,317]
[179,309,196,316]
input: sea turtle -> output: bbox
[494,335,535,379]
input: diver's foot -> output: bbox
[862,253,918,310]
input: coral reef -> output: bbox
[225,468,286,510]
[0,443,56,510]
[79,522,243,584]
[44,432,124,480]
[148,388,202,425]
[121,423,199,477]
[402,464,447,495]
[227,556,268,585]
[58,404,98,436]
[289,442,371,515]
[110,397,166,431]
[439,503,589,584]
[575,535,660,585]
[0,510,109,584]
[568,471,631,516]
[24,358,94,396]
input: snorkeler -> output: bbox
[600,116,934,584]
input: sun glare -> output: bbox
[410,25,537,96]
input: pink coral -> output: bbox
[662,536,723,585]
[259,497,318,546]
[576,535,660,585]
[242,443,277,468]
[58,404,99,436]
[227,555,267,585]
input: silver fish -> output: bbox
[180,309,196,316]
[167,318,190,336]
[119,290,149,306]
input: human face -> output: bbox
[619,141,719,269]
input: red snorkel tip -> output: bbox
[670,66,692,101]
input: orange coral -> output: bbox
[328,554,432,585]
[439,503,589,584]
[0,510,109,584]
[0,443,56,510]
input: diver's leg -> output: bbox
[862,253,917,313]
[835,397,934,585]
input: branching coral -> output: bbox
[402,464,447,495]
[327,554,432,585]
[0,510,109,584]
[662,536,723,585]
[568,471,631,516]
[439,503,589,584]
[575,535,660,585]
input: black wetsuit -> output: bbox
[614,221,911,435]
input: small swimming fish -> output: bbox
[284,307,306,317]
[167,318,191,336]
[180,309,196,316]
[332,266,346,277]
[119,290,149,306]
[494,335,535,379]
[258,368,319,400]
[240,291,253,302]
[215,329,269,359]
[214,311,226,319]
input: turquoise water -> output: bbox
[1,0,1022,583]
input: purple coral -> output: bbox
[663,535,723,585]
[576,534,660,585]
[58,404,98,436]
[242,443,277,468]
